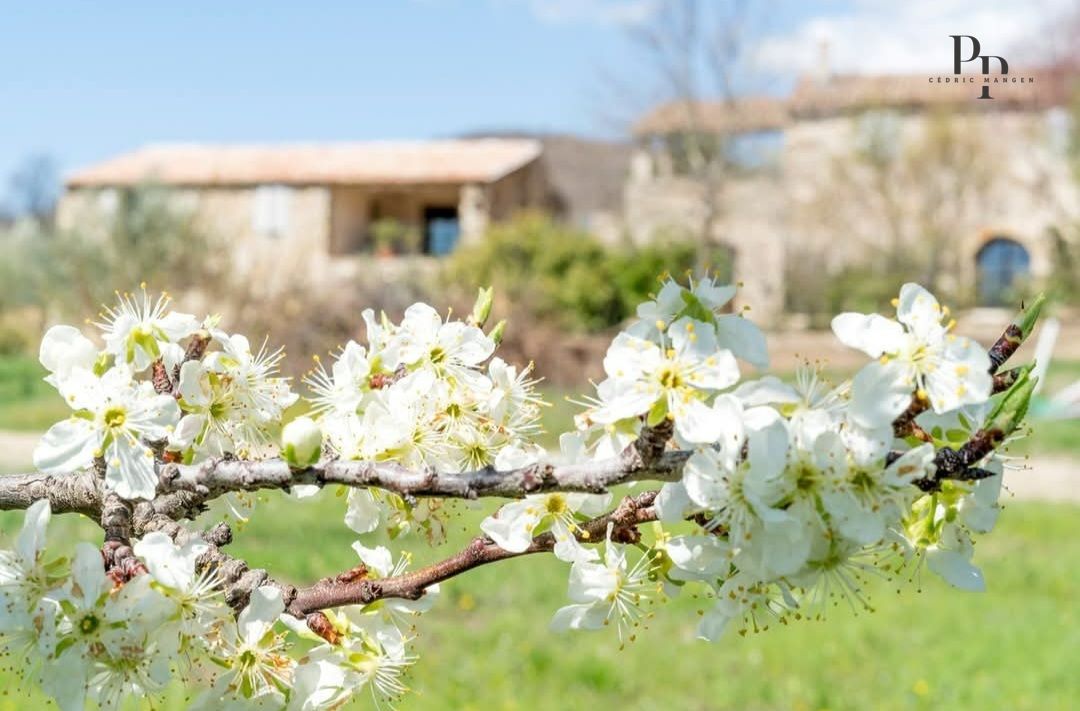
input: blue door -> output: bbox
[976,238,1030,306]
[424,207,460,256]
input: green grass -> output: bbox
[0,356,70,432]
[1,494,1078,710]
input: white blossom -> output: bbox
[34,366,179,500]
[833,283,993,422]
[550,527,655,643]
[95,288,199,372]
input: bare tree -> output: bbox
[622,0,755,270]
[7,152,60,224]
[801,108,997,301]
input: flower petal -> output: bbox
[238,586,285,647]
[849,360,913,429]
[106,434,159,501]
[926,548,985,592]
[831,313,905,357]
[715,314,769,369]
[33,418,99,475]
[896,283,945,341]
[15,499,51,564]
[39,325,97,385]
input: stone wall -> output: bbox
[623,168,788,325]
[623,106,1080,324]
[58,185,332,294]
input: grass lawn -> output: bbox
[0,356,71,431]
[0,493,1077,710]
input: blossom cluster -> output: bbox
[33,288,298,501]
[303,297,544,537]
[542,280,1012,641]
[0,500,425,710]
[5,278,1036,709]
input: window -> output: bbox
[97,188,119,216]
[424,207,460,256]
[724,130,784,172]
[252,185,292,237]
[658,129,784,175]
[976,237,1030,306]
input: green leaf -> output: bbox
[646,400,668,427]
[1013,293,1047,341]
[987,367,1037,437]
[92,353,113,377]
[677,290,716,326]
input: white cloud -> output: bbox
[753,0,1073,76]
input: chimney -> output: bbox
[815,38,832,84]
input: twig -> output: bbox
[285,491,659,617]
[987,323,1023,374]
[908,428,1005,492]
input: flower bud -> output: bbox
[488,319,507,346]
[469,286,495,328]
[987,369,1036,438]
[282,416,322,468]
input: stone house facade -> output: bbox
[629,69,1078,324]
[58,139,549,281]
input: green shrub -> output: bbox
[0,183,229,320]
[0,355,51,401]
[445,213,729,332]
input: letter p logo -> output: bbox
[951,35,981,74]
[950,34,1009,100]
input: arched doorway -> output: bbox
[976,237,1030,306]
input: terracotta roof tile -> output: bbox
[634,67,1074,135]
[66,139,542,188]
[633,97,790,136]
[790,69,1071,117]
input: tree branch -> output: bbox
[286,490,660,617]
[0,469,100,516]
[154,449,690,505]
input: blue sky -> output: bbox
[0,0,1059,196]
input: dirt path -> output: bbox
[1003,457,1080,503]
[0,430,1075,501]
[0,430,40,473]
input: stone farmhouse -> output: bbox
[59,139,550,278]
[58,68,1078,324]
[629,68,1078,322]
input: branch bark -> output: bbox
[0,469,100,516]
[154,449,690,504]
